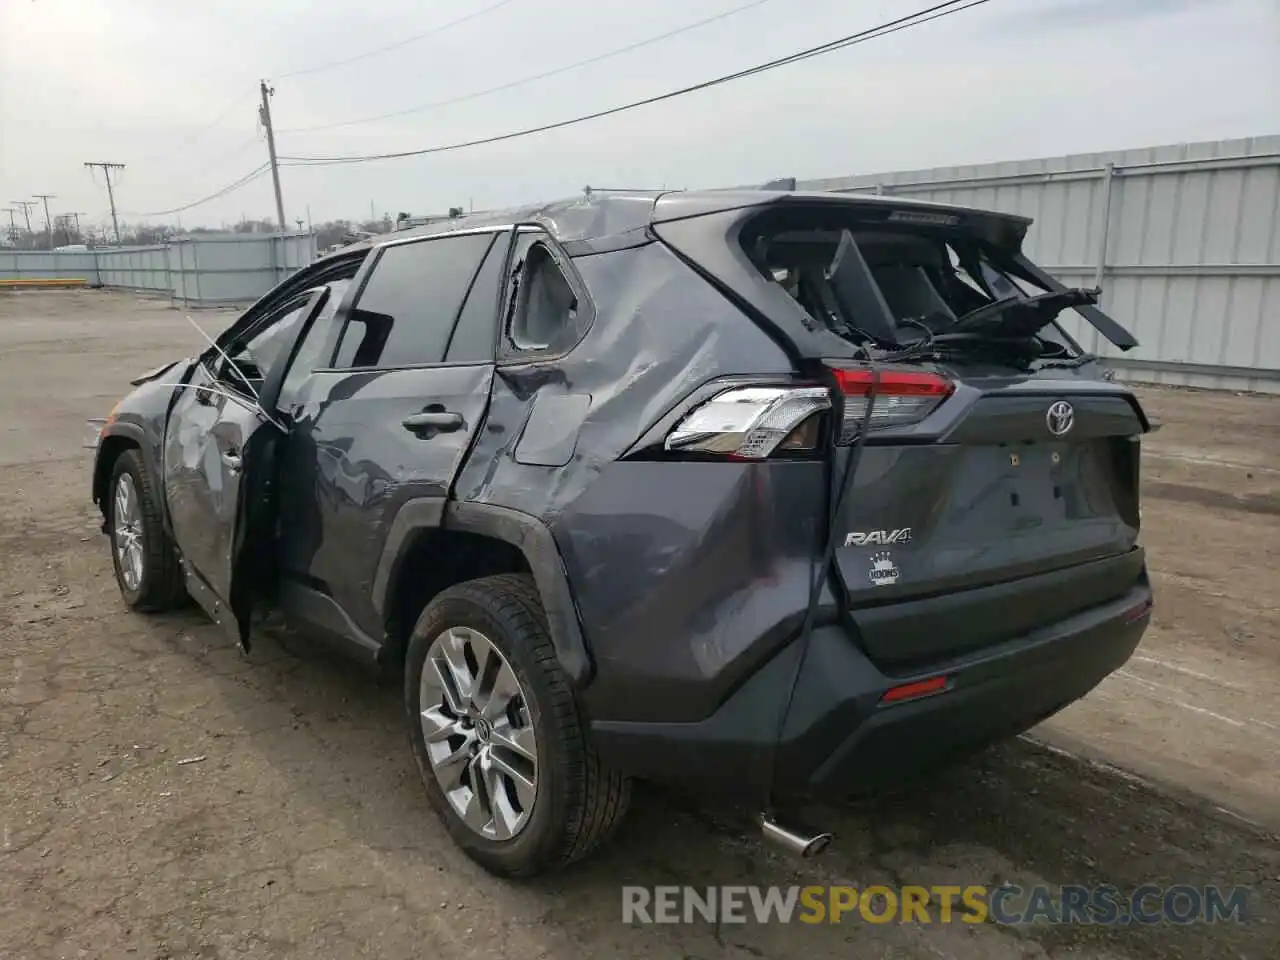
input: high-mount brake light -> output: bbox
[826,365,954,443]
[665,386,830,459]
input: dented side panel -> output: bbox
[161,361,269,643]
[277,363,496,643]
[453,241,794,515]
[559,459,836,723]
[448,240,827,718]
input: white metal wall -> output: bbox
[169,233,318,305]
[96,245,170,294]
[0,232,318,306]
[801,135,1280,394]
[0,250,98,282]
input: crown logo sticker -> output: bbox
[868,552,900,587]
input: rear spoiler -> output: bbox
[1009,253,1139,351]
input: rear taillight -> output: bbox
[665,386,830,459]
[827,365,953,442]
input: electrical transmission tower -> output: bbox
[33,194,56,249]
[9,200,36,246]
[84,162,125,244]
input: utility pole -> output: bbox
[10,200,36,246]
[33,194,56,249]
[84,162,125,244]
[258,80,286,232]
[2,208,17,243]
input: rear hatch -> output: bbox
[653,192,1150,669]
[827,367,1145,668]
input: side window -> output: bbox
[332,233,494,369]
[444,233,506,363]
[224,297,310,387]
[277,279,351,408]
[504,237,585,356]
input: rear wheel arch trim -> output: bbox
[371,498,448,624]
[373,498,593,688]
[447,502,593,689]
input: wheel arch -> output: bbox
[374,499,593,688]
[93,424,147,519]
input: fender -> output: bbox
[92,417,165,532]
[371,498,594,688]
[91,370,192,535]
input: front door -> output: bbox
[162,290,322,649]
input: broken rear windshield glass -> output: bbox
[731,195,1116,355]
[750,225,1067,344]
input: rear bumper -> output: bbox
[589,569,1152,802]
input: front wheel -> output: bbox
[405,574,629,876]
[107,449,186,611]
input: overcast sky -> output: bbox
[1,0,1276,232]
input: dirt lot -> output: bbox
[1,289,1277,959]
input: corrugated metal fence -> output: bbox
[3,138,1277,391]
[802,135,1280,394]
[0,232,317,306]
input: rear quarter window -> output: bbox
[501,236,590,359]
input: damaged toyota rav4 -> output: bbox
[88,189,1154,876]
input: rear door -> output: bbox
[163,289,324,650]
[274,229,511,649]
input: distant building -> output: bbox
[393,208,471,231]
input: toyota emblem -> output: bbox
[1046,400,1075,437]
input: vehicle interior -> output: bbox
[750,225,1086,365]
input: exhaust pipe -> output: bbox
[759,813,833,858]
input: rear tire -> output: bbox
[107,449,187,612]
[405,573,629,876]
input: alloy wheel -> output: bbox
[420,626,538,840]
[113,473,145,592]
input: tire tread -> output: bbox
[408,573,629,874]
[111,449,186,611]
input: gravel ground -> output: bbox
[1,290,1277,960]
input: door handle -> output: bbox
[221,451,243,473]
[402,411,463,434]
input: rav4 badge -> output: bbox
[844,528,911,548]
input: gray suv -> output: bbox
[88,188,1154,876]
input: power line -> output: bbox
[281,0,994,167]
[276,0,524,80]
[125,163,271,218]
[278,0,781,134]
[123,7,313,168]
[129,88,258,167]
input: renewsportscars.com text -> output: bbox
[622,884,1249,926]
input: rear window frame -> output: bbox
[495,225,597,366]
[743,216,1089,356]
